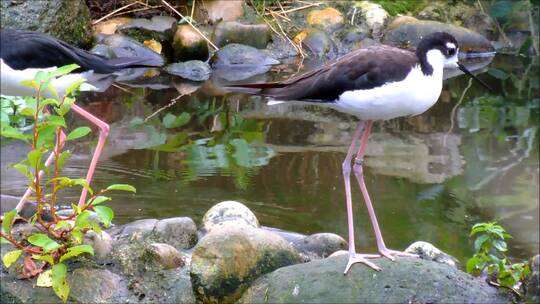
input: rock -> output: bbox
[84,230,113,260]
[306,7,344,32]
[0,0,92,47]
[190,226,302,303]
[386,15,419,31]
[383,20,494,53]
[165,61,212,81]
[525,255,540,303]
[355,1,389,39]
[211,44,279,81]
[213,21,270,48]
[116,218,158,236]
[405,241,459,269]
[201,200,260,233]
[93,34,165,65]
[118,15,177,44]
[294,28,337,58]
[238,256,510,303]
[195,0,244,24]
[292,232,348,261]
[93,17,132,35]
[69,268,130,303]
[145,243,185,269]
[153,217,198,249]
[172,25,210,62]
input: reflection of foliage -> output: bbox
[467,222,530,293]
[129,97,275,189]
[0,96,37,135]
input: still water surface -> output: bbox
[1,54,538,262]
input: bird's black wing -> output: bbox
[228,46,419,102]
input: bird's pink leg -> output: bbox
[15,130,67,212]
[70,104,109,207]
[342,121,381,274]
[352,120,417,261]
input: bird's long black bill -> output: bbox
[457,63,493,91]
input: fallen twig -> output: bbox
[444,77,473,147]
[144,94,185,122]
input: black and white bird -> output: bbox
[0,28,163,212]
[228,32,491,273]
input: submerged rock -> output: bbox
[383,19,494,53]
[172,25,210,62]
[0,0,92,47]
[405,241,460,269]
[190,225,302,303]
[201,200,260,233]
[306,7,344,32]
[238,256,510,303]
[165,61,211,81]
[118,15,177,44]
[213,21,270,48]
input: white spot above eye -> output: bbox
[446,42,456,49]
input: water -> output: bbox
[1,54,538,263]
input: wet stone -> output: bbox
[118,15,177,43]
[525,254,540,303]
[292,232,348,261]
[93,34,164,65]
[355,1,389,39]
[172,25,210,62]
[294,28,337,59]
[213,21,270,48]
[116,218,158,236]
[190,225,302,303]
[194,0,244,24]
[69,268,130,303]
[165,61,211,82]
[211,44,279,81]
[145,243,185,269]
[306,7,344,32]
[93,17,132,35]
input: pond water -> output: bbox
[1,54,538,263]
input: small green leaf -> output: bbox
[94,206,114,227]
[27,233,61,252]
[32,254,54,265]
[19,107,36,117]
[71,228,83,244]
[2,250,23,267]
[105,184,136,193]
[45,115,67,128]
[492,239,508,252]
[65,78,85,96]
[13,163,32,180]
[50,64,80,78]
[59,245,94,263]
[2,209,18,234]
[56,151,72,171]
[0,125,30,141]
[20,79,38,89]
[74,211,93,229]
[57,97,74,116]
[473,234,489,252]
[54,220,72,231]
[51,263,70,302]
[163,112,191,129]
[89,196,111,206]
[66,127,91,141]
[27,149,44,170]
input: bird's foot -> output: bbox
[343,252,381,274]
[378,247,418,261]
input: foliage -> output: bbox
[466,222,530,291]
[371,0,427,16]
[0,66,135,302]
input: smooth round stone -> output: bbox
[211,44,279,81]
[118,15,177,43]
[294,28,337,58]
[194,0,244,23]
[383,20,494,53]
[405,241,459,269]
[145,243,185,269]
[93,17,132,35]
[152,217,198,249]
[165,61,211,81]
[355,1,388,38]
[292,233,348,261]
[201,200,260,233]
[306,7,344,32]
[93,34,164,64]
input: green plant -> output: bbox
[0,65,135,302]
[466,222,530,293]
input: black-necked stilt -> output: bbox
[0,28,163,212]
[228,32,492,273]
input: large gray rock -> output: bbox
[239,255,511,303]
[0,0,92,47]
[190,225,302,303]
[292,232,347,261]
[525,254,540,303]
[172,25,210,62]
[213,21,270,48]
[383,19,494,53]
[69,268,130,303]
[211,44,279,81]
[93,34,164,65]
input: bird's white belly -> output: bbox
[0,59,91,98]
[334,65,443,121]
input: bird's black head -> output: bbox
[416,32,492,91]
[416,32,459,75]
